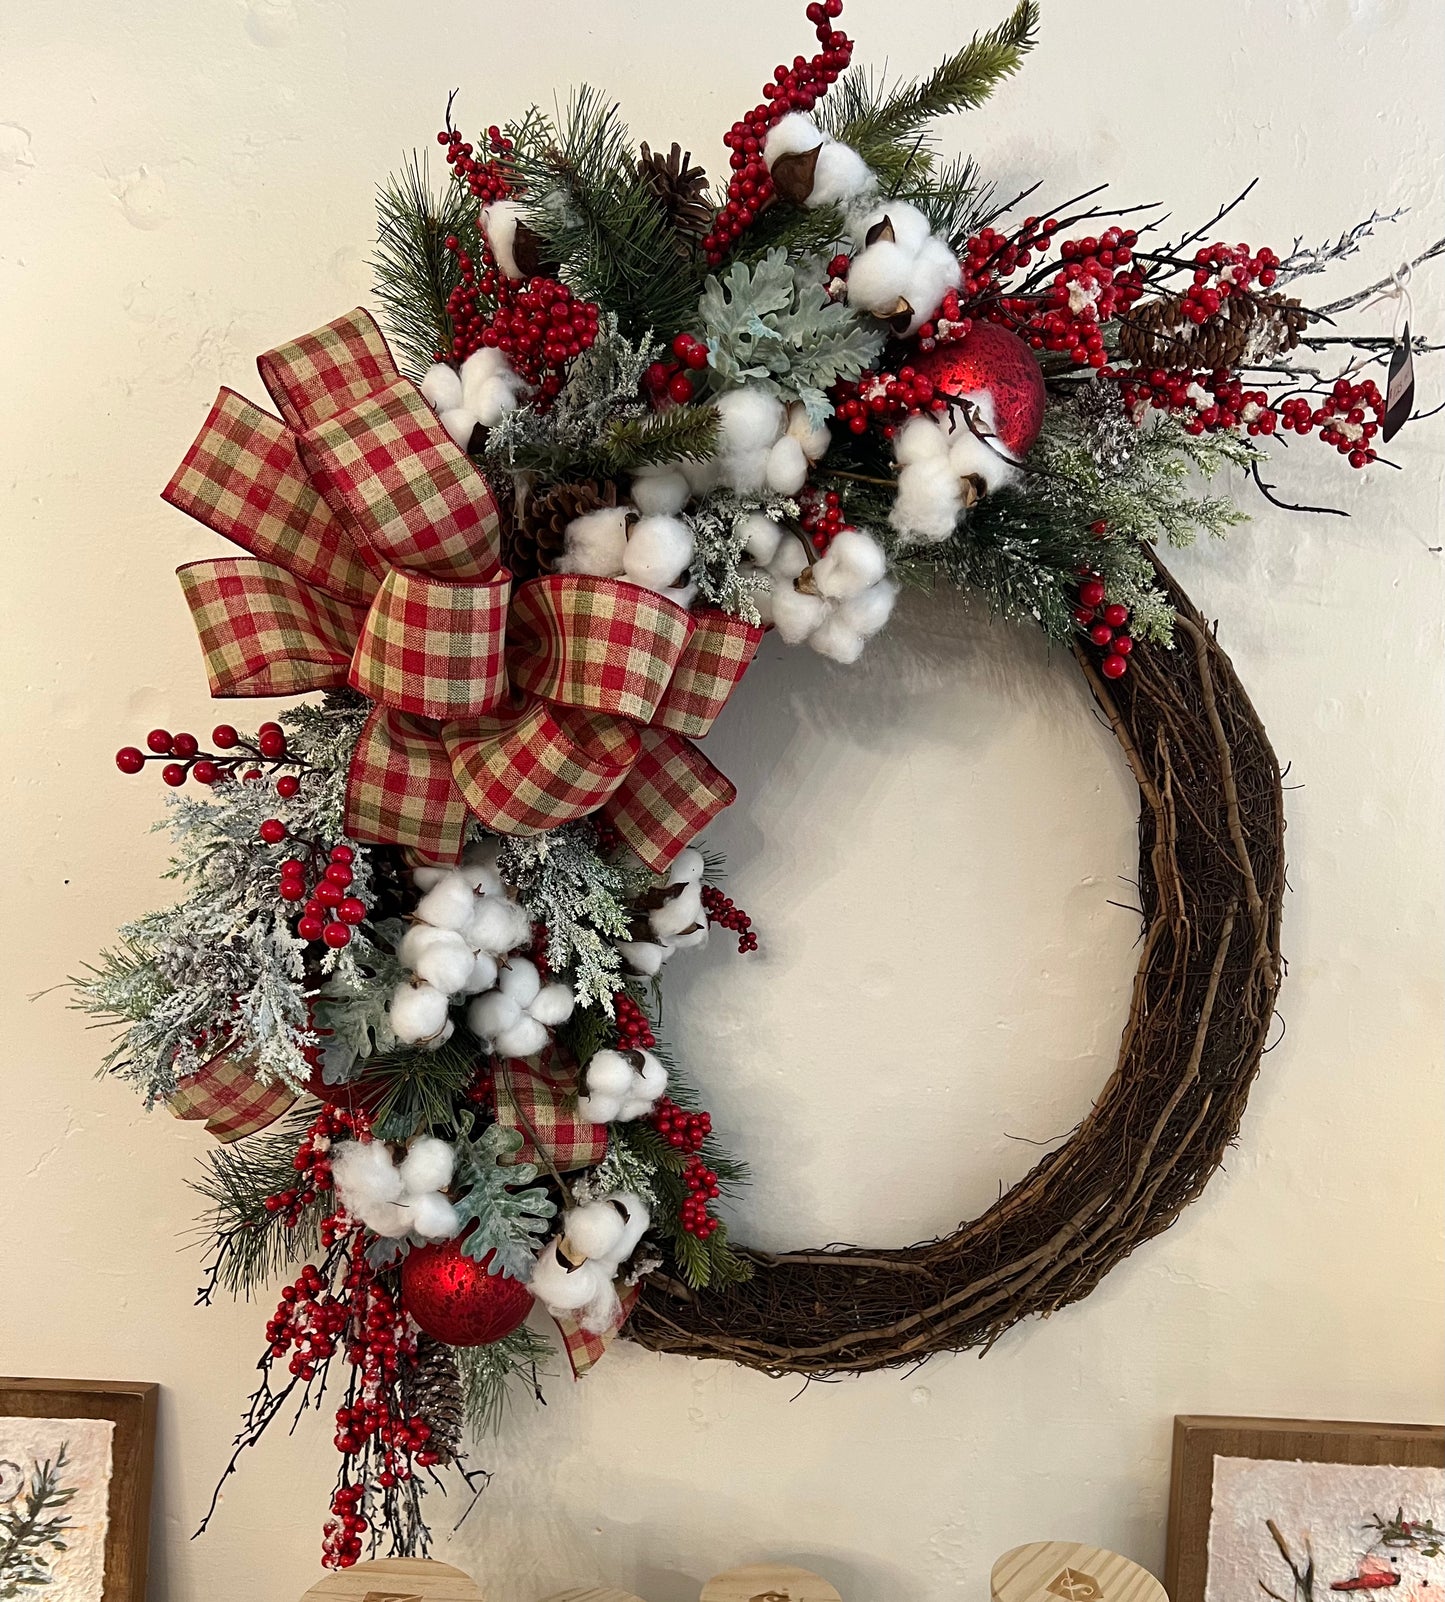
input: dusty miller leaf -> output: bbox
[451,1125,556,1281]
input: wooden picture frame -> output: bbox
[1166,1415,1445,1602]
[0,1377,158,1602]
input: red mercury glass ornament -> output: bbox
[913,322,1048,458]
[400,1236,535,1346]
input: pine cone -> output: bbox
[637,142,713,251]
[401,1335,465,1466]
[1118,290,1307,371]
[505,479,620,582]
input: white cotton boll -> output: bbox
[894,413,950,466]
[408,1191,461,1242]
[715,387,786,455]
[557,506,629,577]
[717,448,771,495]
[420,363,464,414]
[465,895,531,955]
[529,983,575,1027]
[786,403,831,461]
[460,348,513,411]
[740,512,783,566]
[808,140,875,208]
[440,408,480,450]
[807,613,866,664]
[456,862,503,896]
[480,199,526,279]
[415,873,477,933]
[398,922,456,971]
[497,957,542,1009]
[668,847,705,884]
[495,1014,549,1058]
[657,579,698,610]
[610,1193,651,1262]
[764,433,809,495]
[812,528,887,601]
[390,979,452,1044]
[622,515,694,589]
[531,1242,607,1312]
[947,427,1020,496]
[664,924,709,953]
[890,457,964,544]
[838,578,899,639]
[650,882,704,939]
[580,1279,623,1336]
[631,1050,667,1106]
[461,949,498,995]
[576,1086,624,1125]
[616,939,667,977]
[584,1050,636,1100]
[898,238,964,335]
[471,376,526,428]
[770,580,828,645]
[679,456,719,495]
[630,464,691,516]
[770,537,811,582]
[763,111,824,167]
[331,1140,405,1213]
[411,865,450,892]
[752,568,776,628]
[854,200,932,255]
[430,1017,455,1051]
[845,241,914,317]
[411,930,475,995]
[399,1136,455,1197]
[467,989,522,1042]
[564,1199,628,1263]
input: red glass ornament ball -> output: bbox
[401,1238,534,1346]
[912,323,1047,457]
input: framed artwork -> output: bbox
[0,1379,158,1602]
[1167,1415,1445,1602]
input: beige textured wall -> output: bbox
[2,3,1442,1600]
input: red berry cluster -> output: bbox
[643,332,711,407]
[1180,241,1281,322]
[437,122,515,206]
[799,487,847,553]
[261,827,367,950]
[707,0,854,263]
[649,1095,712,1154]
[1073,560,1133,680]
[831,366,946,438]
[263,1102,365,1227]
[1002,230,1144,368]
[613,991,656,1051]
[913,289,973,351]
[1118,366,1281,440]
[958,217,1058,300]
[680,1156,721,1238]
[1278,376,1384,468]
[465,1064,495,1108]
[114,721,301,791]
[700,883,758,953]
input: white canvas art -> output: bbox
[1206,1456,1445,1602]
[0,1415,115,1600]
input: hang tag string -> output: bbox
[1358,260,1415,343]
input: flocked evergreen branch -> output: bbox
[0,1448,75,1599]
[818,0,1039,185]
[453,1326,553,1439]
[374,154,481,378]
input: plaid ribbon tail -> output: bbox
[603,727,738,872]
[554,1283,641,1378]
[168,1049,297,1142]
[494,1050,608,1173]
[177,558,365,697]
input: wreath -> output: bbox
[76,0,1438,1570]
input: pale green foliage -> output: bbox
[73,699,378,1102]
[451,1125,556,1281]
[311,918,406,1073]
[698,249,883,423]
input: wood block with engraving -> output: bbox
[992,1543,1167,1602]
[534,1590,647,1602]
[700,1565,843,1602]
[300,1557,485,1602]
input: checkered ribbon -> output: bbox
[168,1048,297,1143]
[493,1049,608,1174]
[166,309,763,868]
[553,1284,642,1378]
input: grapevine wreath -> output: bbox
[77,0,1441,1568]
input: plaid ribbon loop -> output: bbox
[165,309,764,867]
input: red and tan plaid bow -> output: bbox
[164,308,762,868]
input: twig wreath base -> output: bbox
[629,553,1285,1374]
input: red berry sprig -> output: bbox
[114,720,307,791]
[831,364,947,440]
[263,1102,366,1229]
[998,228,1144,368]
[260,826,368,950]
[680,1156,721,1238]
[438,120,515,206]
[799,486,846,553]
[706,0,854,264]
[700,883,758,952]
[613,991,656,1051]
[1278,375,1384,467]
[1072,553,1133,680]
[642,332,711,408]
[649,1095,712,1154]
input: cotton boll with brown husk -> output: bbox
[414,872,477,933]
[740,511,784,567]
[629,463,691,516]
[890,416,967,545]
[576,1047,668,1124]
[621,514,694,592]
[762,112,874,210]
[785,401,830,463]
[847,202,962,335]
[479,199,554,281]
[398,923,475,995]
[464,893,531,958]
[530,1241,622,1335]
[556,505,630,577]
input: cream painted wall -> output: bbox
[2,3,1442,1600]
